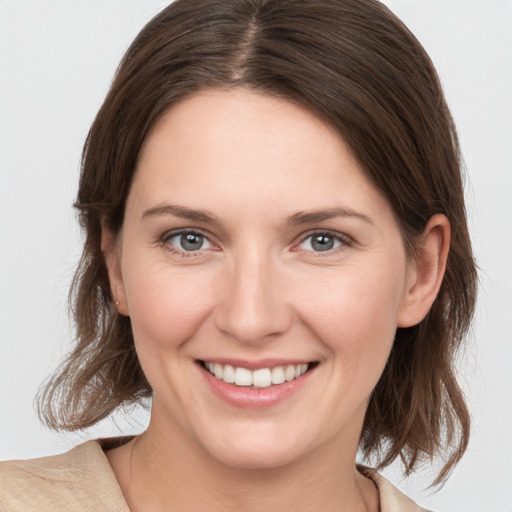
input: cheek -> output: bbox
[123,261,215,350]
[294,262,405,369]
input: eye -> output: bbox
[164,230,213,253]
[298,232,348,253]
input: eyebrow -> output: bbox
[286,208,374,226]
[141,203,373,227]
[141,204,221,226]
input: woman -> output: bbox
[0,0,477,510]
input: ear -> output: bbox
[397,214,450,328]
[101,225,129,316]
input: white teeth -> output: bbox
[214,363,223,379]
[234,367,253,386]
[271,366,285,385]
[223,364,235,384]
[205,361,311,388]
[252,368,272,388]
[294,364,308,378]
[284,365,296,381]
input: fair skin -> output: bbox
[103,88,449,512]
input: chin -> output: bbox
[213,447,298,470]
[202,430,306,470]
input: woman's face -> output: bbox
[109,88,421,469]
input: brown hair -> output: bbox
[38,0,477,484]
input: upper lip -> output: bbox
[198,358,316,371]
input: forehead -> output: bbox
[130,88,394,226]
[139,88,351,173]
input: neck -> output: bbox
[107,407,378,512]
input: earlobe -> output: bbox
[397,214,450,328]
[101,225,129,316]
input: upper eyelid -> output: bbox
[296,229,353,245]
[160,229,217,258]
[161,227,215,243]
[158,227,353,250]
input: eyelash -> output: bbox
[159,229,353,258]
[160,229,216,258]
[295,230,353,256]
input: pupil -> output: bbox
[181,233,203,251]
[312,234,334,251]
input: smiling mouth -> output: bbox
[199,361,317,388]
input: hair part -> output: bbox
[38,0,477,485]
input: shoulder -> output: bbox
[358,465,433,512]
[0,440,129,512]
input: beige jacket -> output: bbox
[0,441,429,511]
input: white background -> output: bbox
[0,1,511,510]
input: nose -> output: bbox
[213,249,292,345]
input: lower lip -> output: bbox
[198,363,315,409]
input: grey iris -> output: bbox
[312,234,334,251]
[181,233,203,251]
